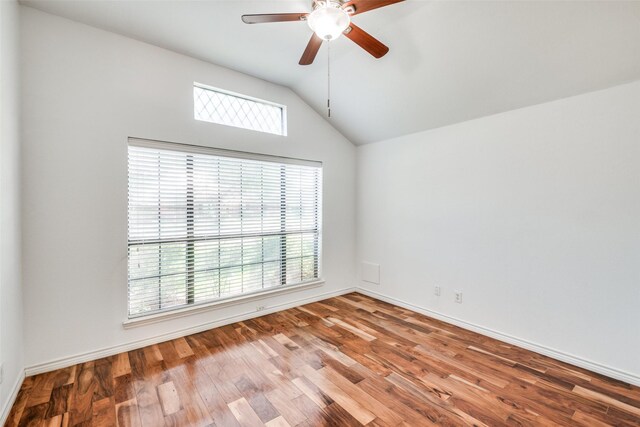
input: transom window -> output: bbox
[127,138,321,318]
[194,83,287,136]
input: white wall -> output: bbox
[357,81,640,383]
[20,7,356,369]
[0,0,24,417]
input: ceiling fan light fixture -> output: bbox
[307,1,350,41]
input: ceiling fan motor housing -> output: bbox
[308,0,352,40]
[311,0,343,10]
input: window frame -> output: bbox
[125,137,323,327]
[193,82,288,136]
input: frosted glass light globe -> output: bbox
[307,4,350,41]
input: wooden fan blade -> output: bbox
[299,33,323,65]
[343,0,404,16]
[241,13,307,24]
[344,23,389,58]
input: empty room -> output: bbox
[1,0,639,425]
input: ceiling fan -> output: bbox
[241,0,404,65]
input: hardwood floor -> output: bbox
[6,293,640,426]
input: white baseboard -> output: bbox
[25,287,357,376]
[23,285,640,388]
[356,287,640,387]
[0,368,25,426]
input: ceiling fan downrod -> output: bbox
[327,41,331,118]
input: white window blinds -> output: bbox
[127,138,322,318]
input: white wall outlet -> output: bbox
[0,363,4,384]
[256,305,266,312]
[455,291,463,304]
[434,286,441,296]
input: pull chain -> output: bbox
[327,41,331,118]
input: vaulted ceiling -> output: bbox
[21,0,640,144]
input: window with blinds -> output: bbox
[127,138,322,318]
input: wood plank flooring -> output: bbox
[6,293,640,426]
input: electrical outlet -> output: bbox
[455,291,463,304]
[0,363,4,385]
[434,286,441,296]
[256,305,266,312]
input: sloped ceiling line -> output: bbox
[20,0,640,145]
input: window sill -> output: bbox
[122,280,324,329]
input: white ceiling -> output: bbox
[20,0,640,145]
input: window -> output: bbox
[194,83,286,136]
[127,138,321,318]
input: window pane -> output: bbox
[263,261,281,289]
[194,270,219,303]
[128,140,321,318]
[160,273,187,309]
[302,256,317,282]
[194,85,286,136]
